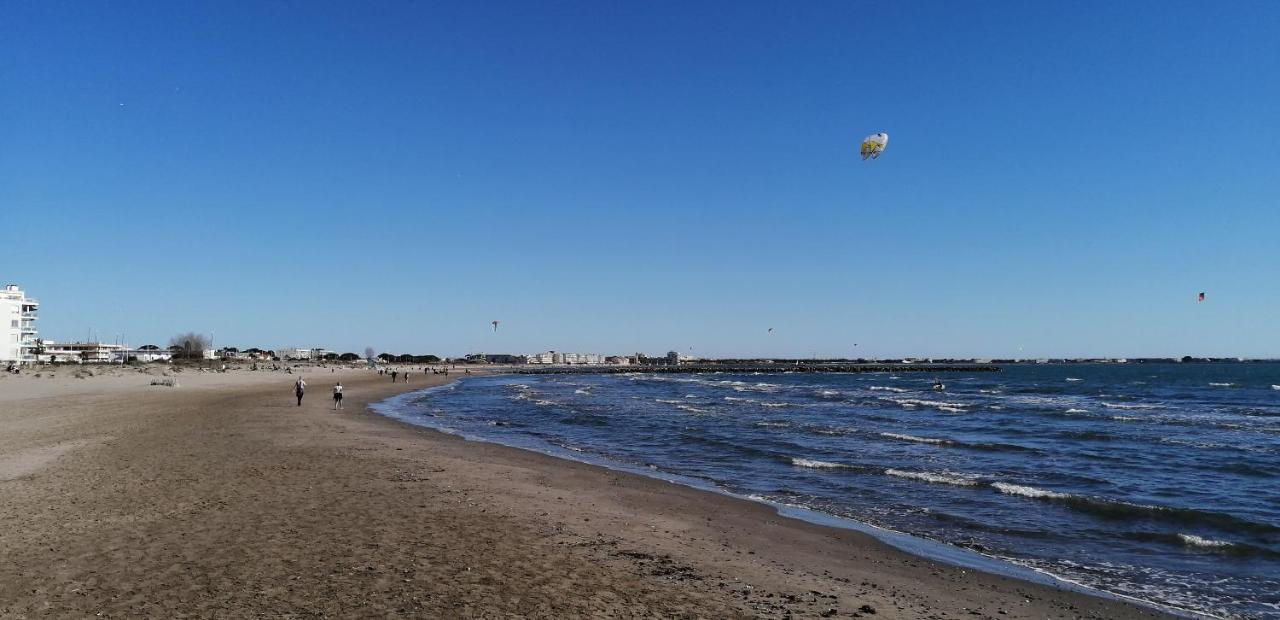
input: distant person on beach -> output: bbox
[391,370,398,382]
[294,377,307,406]
[333,382,344,409]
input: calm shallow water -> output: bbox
[375,364,1280,618]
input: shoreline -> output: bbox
[0,366,1174,617]
[373,376,1203,619]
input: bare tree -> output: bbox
[364,346,376,361]
[169,332,211,359]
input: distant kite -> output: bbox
[767,328,774,334]
[860,133,889,160]
[1198,292,1205,302]
[491,320,500,332]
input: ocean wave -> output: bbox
[880,432,949,445]
[888,398,969,410]
[1178,533,1233,548]
[754,421,791,428]
[1110,415,1142,421]
[979,389,1002,394]
[760,402,795,408]
[723,396,754,402]
[815,389,841,398]
[791,457,856,470]
[1208,382,1234,387]
[993,484,1280,534]
[938,406,966,413]
[1066,377,1082,382]
[1101,402,1162,410]
[676,404,709,414]
[533,399,557,407]
[885,469,980,487]
[992,482,1071,499]
[1066,408,1090,414]
[1273,384,1280,390]
[869,386,909,393]
[655,398,684,404]
[574,388,592,395]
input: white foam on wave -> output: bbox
[1209,382,1233,387]
[755,421,791,428]
[1273,385,1280,390]
[1110,415,1142,422]
[979,389,1002,394]
[761,402,794,408]
[880,432,947,445]
[1101,402,1161,410]
[938,406,966,413]
[676,404,709,414]
[574,388,591,395]
[533,399,557,407]
[870,386,909,393]
[1066,377,1083,382]
[791,457,849,469]
[992,482,1069,499]
[724,396,754,403]
[889,398,969,410]
[1066,408,1090,414]
[1177,533,1233,548]
[885,469,980,487]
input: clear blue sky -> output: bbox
[3,1,1277,358]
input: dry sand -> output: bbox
[0,365,1173,618]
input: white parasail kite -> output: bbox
[860,133,889,160]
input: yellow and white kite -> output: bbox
[860,133,889,160]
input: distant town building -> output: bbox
[278,347,331,361]
[0,284,39,365]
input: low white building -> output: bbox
[120,345,173,363]
[39,341,126,364]
[1,284,39,365]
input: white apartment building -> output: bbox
[524,351,607,365]
[278,347,332,361]
[1,284,39,365]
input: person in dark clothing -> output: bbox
[294,377,307,406]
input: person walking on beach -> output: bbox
[294,377,307,406]
[333,382,344,409]
[391,370,399,383]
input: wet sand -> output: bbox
[0,367,1171,618]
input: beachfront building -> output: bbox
[123,345,173,363]
[38,341,127,364]
[1,284,39,365]
[521,351,608,365]
[278,347,332,361]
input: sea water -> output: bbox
[374,364,1280,618]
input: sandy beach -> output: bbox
[0,365,1171,618]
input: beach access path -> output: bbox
[0,365,1170,618]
